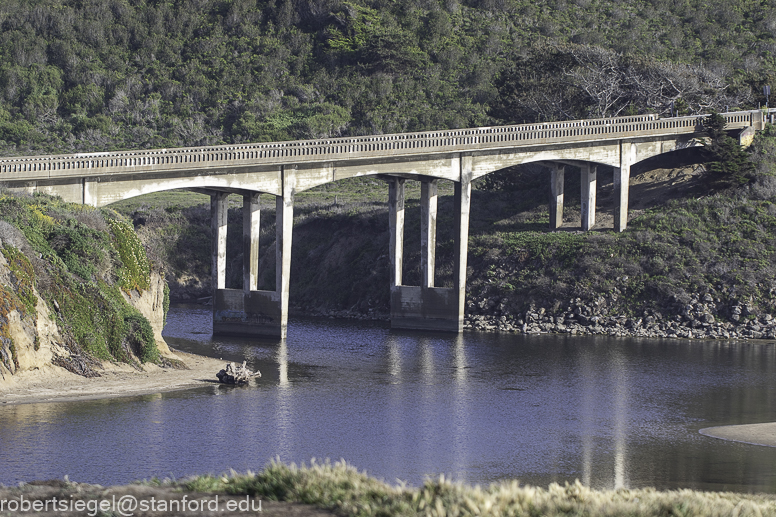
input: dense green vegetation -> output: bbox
[0,193,162,370]
[0,0,775,156]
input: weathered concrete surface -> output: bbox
[613,142,635,232]
[213,289,284,337]
[0,112,762,208]
[580,163,597,231]
[420,179,438,287]
[209,168,294,338]
[388,177,405,288]
[242,192,260,292]
[452,159,472,331]
[549,164,564,230]
[700,423,776,448]
[275,166,295,338]
[390,286,462,331]
[211,192,228,290]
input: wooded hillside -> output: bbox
[0,0,774,155]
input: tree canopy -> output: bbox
[0,0,774,155]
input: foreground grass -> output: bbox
[181,461,776,517]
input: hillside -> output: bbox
[0,0,774,156]
[0,193,174,381]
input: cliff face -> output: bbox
[0,251,171,383]
[122,272,171,356]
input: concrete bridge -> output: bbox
[0,110,768,337]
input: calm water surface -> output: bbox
[1,306,775,492]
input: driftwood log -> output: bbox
[216,361,261,385]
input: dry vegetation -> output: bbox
[179,460,776,517]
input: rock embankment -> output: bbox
[465,293,776,340]
[293,292,776,341]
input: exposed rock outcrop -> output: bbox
[122,271,171,355]
[0,250,172,384]
[463,293,776,340]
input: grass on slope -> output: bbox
[0,192,163,368]
[178,460,776,517]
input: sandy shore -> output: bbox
[700,423,776,448]
[0,351,228,406]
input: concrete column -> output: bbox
[614,143,633,232]
[388,177,405,287]
[211,191,228,290]
[580,164,597,231]
[550,164,565,230]
[276,168,295,336]
[420,179,438,288]
[453,156,473,331]
[242,192,260,293]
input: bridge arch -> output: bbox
[76,168,285,207]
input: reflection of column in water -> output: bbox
[578,348,595,487]
[144,393,165,464]
[612,347,628,489]
[386,335,404,477]
[451,334,469,483]
[388,336,401,379]
[278,341,289,386]
[276,340,292,462]
[419,337,435,476]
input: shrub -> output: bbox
[702,112,756,187]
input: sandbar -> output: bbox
[0,351,228,405]
[700,422,776,447]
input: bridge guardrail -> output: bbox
[0,111,765,178]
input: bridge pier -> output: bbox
[212,168,295,338]
[211,192,229,289]
[549,164,565,230]
[550,163,598,231]
[420,179,438,287]
[388,177,405,287]
[581,164,597,231]
[389,162,471,332]
[243,192,260,291]
[614,142,634,233]
[552,158,630,232]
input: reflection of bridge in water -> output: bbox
[0,111,768,336]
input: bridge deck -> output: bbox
[0,111,763,182]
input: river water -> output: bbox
[1,306,775,492]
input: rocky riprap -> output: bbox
[465,293,776,340]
